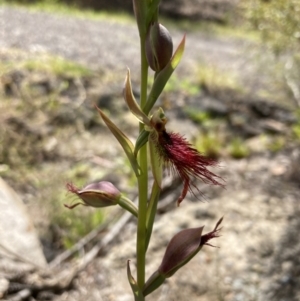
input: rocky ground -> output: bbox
[0,4,300,301]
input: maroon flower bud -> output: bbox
[158,226,205,278]
[145,22,173,72]
[159,217,223,278]
[143,218,223,296]
[65,181,121,209]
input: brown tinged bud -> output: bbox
[158,226,205,278]
[145,22,173,72]
[159,217,223,277]
[143,218,223,296]
[65,181,121,209]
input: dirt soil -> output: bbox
[0,5,300,301]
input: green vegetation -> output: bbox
[164,75,200,95]
[242,0,300,54]
[0,58,112,251]
[23,56,92,77]
[241,0,300,106]
[186,106,249,159]
[0,0,134,23]
[293,125,300,140]
[196,64,245,97]
[51,192,106,248]
[228,137,249,159]
[267,136,285,153]
[0,52,92,77]
[184,107,211,124]
[1,0,299,258]
[292,110,300,140]
[195,131,223,158]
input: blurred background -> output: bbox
[0,0,300,300]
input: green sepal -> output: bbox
[127,260,144,300]
[123,69,151,127]
[143,270,166,297]
[148,132,162,188]
[96,107,141,177]
[143,35,186,115]
[134,129,150,157]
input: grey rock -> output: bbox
[0,177,47,268]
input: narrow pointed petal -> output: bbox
[64,202,84,209]
[123,68,151,126]
[144,35,186,115]
[200,217,223,247]
[96,107,141,176]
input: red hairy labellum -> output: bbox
[155,130,223,205]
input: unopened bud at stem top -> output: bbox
[145,22,173,72]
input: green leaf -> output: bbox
[132,0,147,36]
[127,260,144,300]
[96,107,141,177]
[134,129,150,157]
[143,35,186,115]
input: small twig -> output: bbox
[46,210,134,292]
[76,209,133,272]
[73,78,87,108]
[284,58,300,108]
[6,289,31,301]
[48,213,116,269]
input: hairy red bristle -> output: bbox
[156,131,224,205]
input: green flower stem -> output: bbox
[136,21,149,300]
[145,182,160,251]
[118,196,138,218]
[134,0,147,38]
[136,145,147,300]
